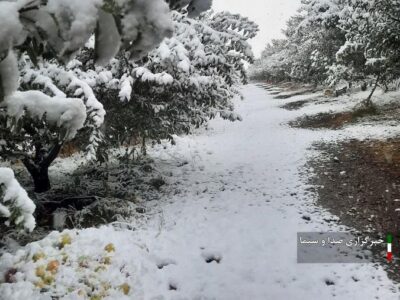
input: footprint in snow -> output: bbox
[202,250,223,264]
[325,279,335,286]
[156,258,176,270]
[169,281,178,291]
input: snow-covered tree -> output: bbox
[250,0,346,84]
[290,0,346,83]
[250,0,400,105]
[0,0,212,193]
[250,39,292,82]
[65,10,258,157]
[332,0,400,104]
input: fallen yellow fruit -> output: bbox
[60,234,72,248]
[35,266,46,278]
[34,280,45,289]
[47,260,60,273]
[32,252,45,262]
[95,266,106,272]
[119,283,130,295]
[43,275,54,285]
[102,256,112,265]
[104,243,115,253]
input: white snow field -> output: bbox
[1,84,399,299]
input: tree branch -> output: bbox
[41,141,63,167]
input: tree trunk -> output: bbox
[31,167,51,193]
[364,74,380,107]
[22,159,51,193]
[23,142,63,193]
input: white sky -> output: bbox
[212,0,301,58]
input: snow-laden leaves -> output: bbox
[118,0,174,61]
[0,51,19,99]
[0,167,35,232]
[4,91,87,141]
[0,0,174,63]
[70,11,258,154]
[0,1,25,54]
[167,0,213,17]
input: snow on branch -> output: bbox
[0,1,24,54]
[0,167,35,232]
[0,0,175,65]
[3,91,87,141]
[21,61,106,128]
[67,71,105,127]
[119,74,134,102]
[0,51,19,100]
[133,67,174,85]
[23,69,67,98]
[0,53,88,141]
[167,0,212,17]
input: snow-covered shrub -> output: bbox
[0,51,103,193]
[0,167,35,232]
[66,11,258,155]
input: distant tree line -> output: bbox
[250,0,400,104]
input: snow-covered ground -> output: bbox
[1,84,399,299]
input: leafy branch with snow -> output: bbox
[0,167,35,232]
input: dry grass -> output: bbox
[365,140,400,177]
[59,142,80,158]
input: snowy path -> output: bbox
[2,84,399,300]
[134,84,398,299]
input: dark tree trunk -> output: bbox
[23,142,63,193]
[28,166,51,193]
[364,74,381,107]
[0,71,4,103]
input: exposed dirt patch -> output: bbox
[281,100,310,111]
[290,106,379,129]
[259,82,321,99]
[271,82,314,92]
[274,89,318,99]
[309,138,400,282]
